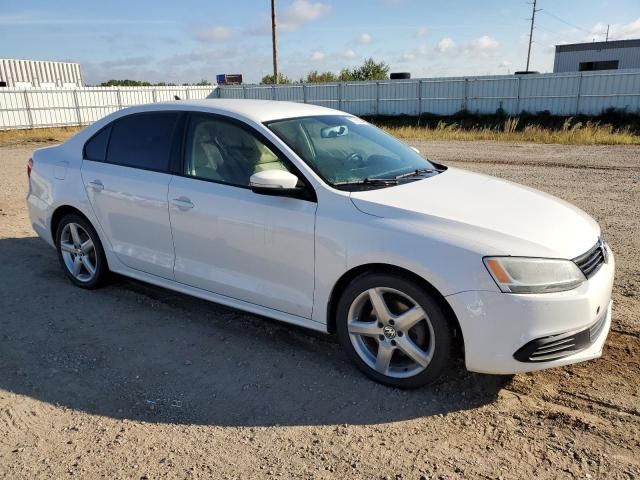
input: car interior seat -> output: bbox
[188,121,224,181]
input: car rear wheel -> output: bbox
[55,214,108,289]
[336,273,452,388]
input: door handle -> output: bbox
[171,197,194,210]
[88,180,104,191]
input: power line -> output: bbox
[539,10,590,34]
[541,10,611,41]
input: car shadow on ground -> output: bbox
[0,236,511,427]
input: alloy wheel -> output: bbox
[347,287,435,379]
[59,222,97,283]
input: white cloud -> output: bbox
[400,53,416,62]
[356,33,372,44]
[593,17,640,40]
[416,43,430,56]
[457,35,500,57]
[280,0,332,32]
[342,49,357,59]
[310,50,326,61]
[437,37,456,52]
[84,48,236,85]
[416,26,428,37]
[498,60,512,68]
[193,25,234,42]
[474,35,499,50]
[535,17,640,56]
[431,35,499,58]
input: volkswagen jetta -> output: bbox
[27,99,615,388]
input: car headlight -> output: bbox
[483,257,586,294]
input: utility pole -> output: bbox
[525,0,539,72]
[271,0,279,84]
[605,24,610,41]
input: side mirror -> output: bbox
[249,169,300,195]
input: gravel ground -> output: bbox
[0,140,639,479]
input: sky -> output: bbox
[1,0,639,85]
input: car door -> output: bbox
[81,111,181,280]
[168,113,317,318]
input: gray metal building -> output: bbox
[554,39,640,73]
[0,59,83,88]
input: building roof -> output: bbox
[555,38,640,53]
[0,58,80,64]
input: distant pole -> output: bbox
[271,0,279,84]
[525,0,538,72]
[605,24,610,41]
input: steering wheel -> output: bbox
[346,152,365,167]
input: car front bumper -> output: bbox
[446,247,615,375]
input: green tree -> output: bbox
[99,79,152,87]
[303,70,338,83]
[260,73,292,85]
[342,58,390,81]
[193,79,212,86]
[311,59,391,83]
[338,68,354,81]
[98,79,184,87]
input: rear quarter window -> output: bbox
[105,112,179,172]
[83,125,111,161]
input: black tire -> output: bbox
[336,273,452,388]
[55,214,108,289]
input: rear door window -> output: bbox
[106,112,179,172]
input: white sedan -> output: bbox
[27,99,614,388]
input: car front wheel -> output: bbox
[336,273,453,388]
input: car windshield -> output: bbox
[266,115,440,189]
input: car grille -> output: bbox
[589,309,608,341]
[513,309,608,363]
[573,240,606,279]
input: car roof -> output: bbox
[145,99,346,123]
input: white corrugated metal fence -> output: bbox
[218,70,640,117]
[0,86,214,129]
[1,70,639,130]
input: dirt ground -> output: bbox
[1,140,639,479]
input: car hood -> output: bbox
[349,167,600,259]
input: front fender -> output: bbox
[310,196,498,326]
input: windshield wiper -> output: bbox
[333,177,399,187]
[394,168,440,179]
[333,167,443,187]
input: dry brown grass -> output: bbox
[2,118,639,147]
[382,118,640,145]
[0,127,81,147]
